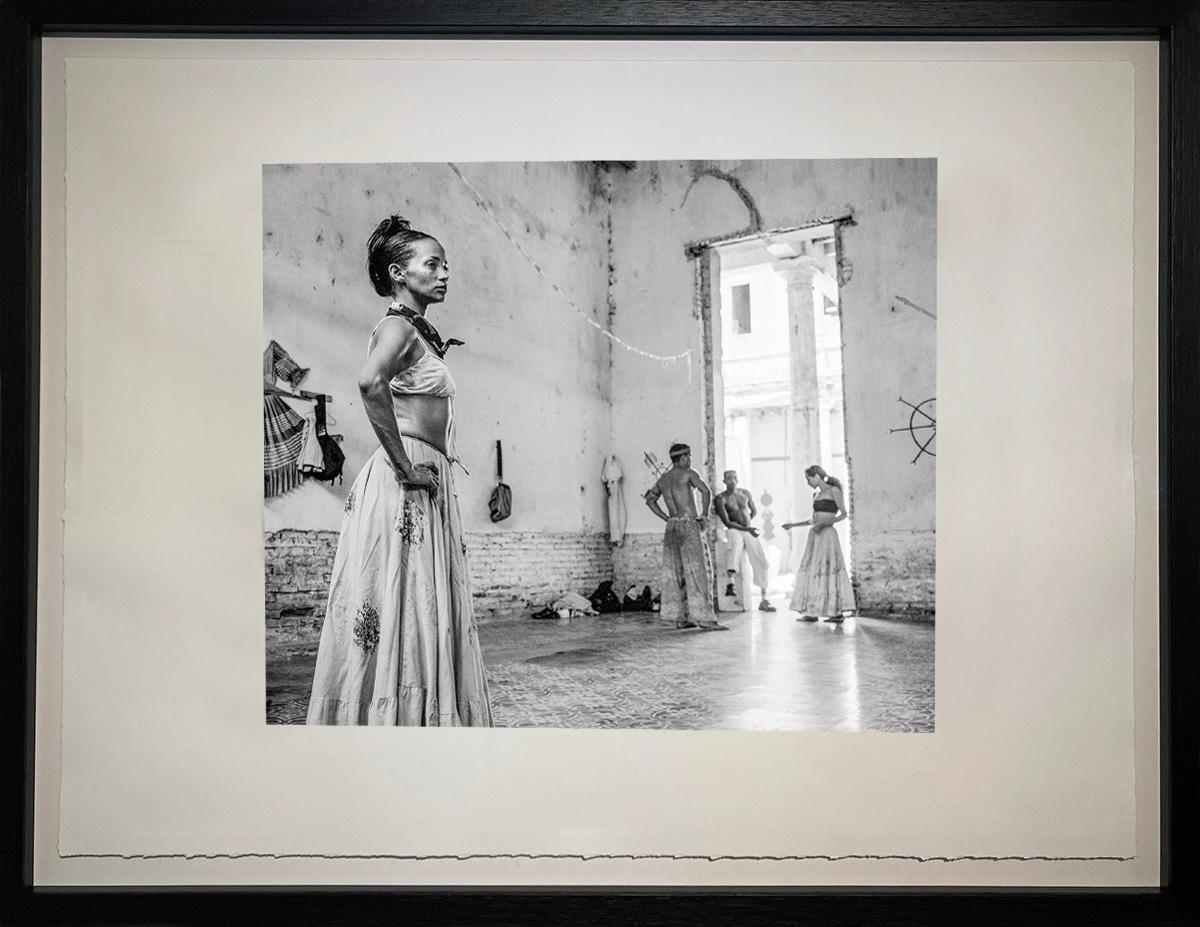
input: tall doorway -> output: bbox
[711,227,851,593]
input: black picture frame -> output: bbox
[2,2,1196,924]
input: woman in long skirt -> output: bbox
[306,215,492,726]
[783,465,857,623]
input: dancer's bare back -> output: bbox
[645,467,710,521]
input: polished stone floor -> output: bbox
[267,607,934,732]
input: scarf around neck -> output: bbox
[387,303,464,358]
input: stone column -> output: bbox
[778,259,824,526]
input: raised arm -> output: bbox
[357,318,436,493]
[643,481,670,523]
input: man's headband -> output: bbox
[668,443,690,460]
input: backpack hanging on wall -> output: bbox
[488,439,512,522]
[309,396,345,485]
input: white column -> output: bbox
[778,258,824,524]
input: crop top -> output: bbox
[367,315,456,398]
[370,327,456,400]
[812,498,839,514]
[368,315,464,469]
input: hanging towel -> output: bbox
[298,410,325,474]
[601,454,627,545]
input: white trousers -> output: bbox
[726,529,769,589]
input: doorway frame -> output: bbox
[685,214,857,600]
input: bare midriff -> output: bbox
[812,511,838,528]
[391,393,451,456]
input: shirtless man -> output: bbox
[644,443,729,631]
[714,470,775,611]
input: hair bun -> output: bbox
[373,215,411,237]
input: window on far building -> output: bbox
[731,283,752,335]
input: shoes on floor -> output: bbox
[724,583,735,596]
[699,623,730,631]
[758,600,776,612]
[796,615,819,622]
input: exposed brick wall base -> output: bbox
[851,529,935,619]
[265,529,625,626]
[264,527,934,627]
[465,531,614,616]
[611,532,663,596]
[265,529,337,633]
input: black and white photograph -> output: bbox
[263,158,936,731]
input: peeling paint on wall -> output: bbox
[602,165,617,404]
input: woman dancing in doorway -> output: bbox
[306,216,493,726]
[782,465,857,623]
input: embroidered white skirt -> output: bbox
[306,437,493,726]
[789,524,857,618]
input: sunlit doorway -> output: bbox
[714,227,851,602]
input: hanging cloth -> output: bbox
[263,392,306,497]
[263,339,310,389]
[263,339,313,497]
[488,440,512,522]
[297,409,325,474]
[601,454,627,545]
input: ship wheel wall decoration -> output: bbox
[891,396,936,463]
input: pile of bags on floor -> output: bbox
[530,591,597,620]
[530,580,661,620]
[591,580,659,614]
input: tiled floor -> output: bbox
[267,608,934,732]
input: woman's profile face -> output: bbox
[392,238,449,303]
[806,473,821,488]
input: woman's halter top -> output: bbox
[388,338,456,399]
[369,314,465,471]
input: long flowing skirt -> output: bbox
[306,438,493,726]
[789,525,856,617]
[659,518,720,628]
